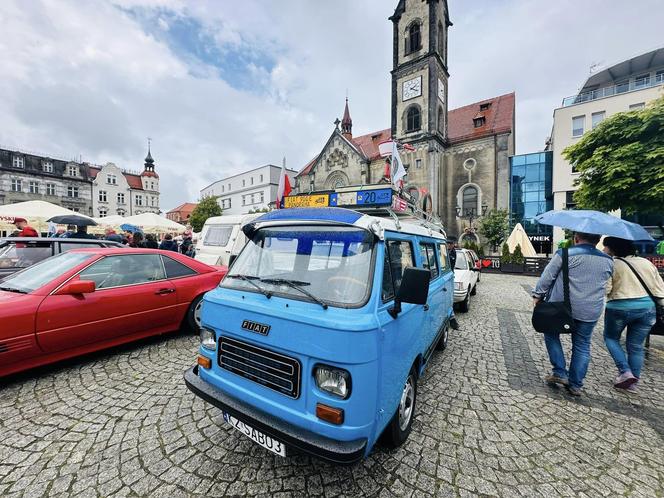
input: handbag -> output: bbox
[617,257,664,336]
[532,248,576,334]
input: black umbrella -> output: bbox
[47,215,98,226]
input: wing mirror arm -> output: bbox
[388,300,402,319]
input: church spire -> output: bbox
[341,98,353,139]
[141,138,159,178]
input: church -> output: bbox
[294,0,515,243]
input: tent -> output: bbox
[120,212,187,233]
[0,200,93,234]
[505,223,537,257]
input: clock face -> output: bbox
[402,76,422,101]
[438,78,445,103]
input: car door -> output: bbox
[36,253,178,353]
[418,241,452,351]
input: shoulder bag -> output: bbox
[532,248,576,334]
[617,257,664,336]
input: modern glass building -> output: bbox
[509,151,553,254]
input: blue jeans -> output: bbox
[603,307,655,378]
[544,320,597,389]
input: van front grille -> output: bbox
[218,336,301,399]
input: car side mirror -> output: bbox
[57,280,96,295]
[389,267,431,319]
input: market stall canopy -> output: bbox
[120,212,186,233]
[505,223,537,257]
[93,215,127,226]
[0,200,93,232]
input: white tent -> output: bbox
[0,200,92,233]
[120,212,187,233]
[92,215,127,226]
[505,223,537,257]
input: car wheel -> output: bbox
[185,295,204,332]
[384,368,418,448]
[458,288,470,313]
[471,284,477,296]
[436,322,449,351]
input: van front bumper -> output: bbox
[184,365,367,465]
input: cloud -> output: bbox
[1,0,663,213]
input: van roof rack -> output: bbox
[281,184,447,236]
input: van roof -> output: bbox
[249,207,446,240]
[202,213,261,226]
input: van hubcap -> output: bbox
[194,301,202,327]
[398,376,414,431]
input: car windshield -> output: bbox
[0,251,92,293]
[454,252,468,270]
[222,226,374,307]
[0,241,52,269]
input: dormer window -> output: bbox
[480,103,492,111]
[42,160,53,173]
[12,156,24,168]
[473,117,486,128]
[67,165,78,176]
[405,21,422,55]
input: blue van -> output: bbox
[184,203,454,463]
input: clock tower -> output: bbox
[390,0,450,144]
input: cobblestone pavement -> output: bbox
[1,273,663,497]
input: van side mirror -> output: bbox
[57,280,96,295]
[389,267,431,319]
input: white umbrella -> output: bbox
[505,223,537,257]
[0,200,92,233]
[120,212,187,233]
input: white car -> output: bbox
[453,248,479,312]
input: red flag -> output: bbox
[276,160,292,208]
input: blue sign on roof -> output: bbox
[252,207,363,225]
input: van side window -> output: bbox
[438,243,449,270]
[419,243,439,279]
[382,240,414,302]
[204,225,234,247]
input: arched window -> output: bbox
[437,106,445,134]
[406,106,421,132]
[405,21,421,55]
[437,22,445,57]
[462,186,478,215]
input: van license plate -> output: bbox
[223,412,286,457]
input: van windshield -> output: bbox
[222,226,374,307]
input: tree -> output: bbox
[512,244,525,264]
[563,96,664,215]
[479,209,510,252]
[189,196,222,232]
[500,242,512,264]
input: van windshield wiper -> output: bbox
[260,278,329,310]
[0,286,28,294]
[226,274,272,299]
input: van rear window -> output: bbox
[204,225,233,247]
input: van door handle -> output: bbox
[443,287,447,292]
[423,304,429,311]
[155,288,175,295]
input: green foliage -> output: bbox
[558,238,573,249]
[479,209,510,250]
[500,242,512,264]
[189,196,222,232]
[512,244,525,264]
[563,96,664,215]
[248,207,270,214]
[462,239,485,257]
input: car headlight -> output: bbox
[200,327,216,350]
[454,281,464,291]
[314,365,351,399]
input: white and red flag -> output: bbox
[276,157,292,208]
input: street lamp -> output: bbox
[456,203,488,229]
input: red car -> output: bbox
[0,248,227,377]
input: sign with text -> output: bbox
[284,194,329,208]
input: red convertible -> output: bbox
[0,248,227,377]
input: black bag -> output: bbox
[532,248,576,334]
[617,257,664,336]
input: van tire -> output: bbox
[471,284,477,296]
[185,295,204,333]
[436,323,449,351]
[458,288,470,313]
[384,368,417,448]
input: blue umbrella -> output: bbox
[120,223,142,233]
[535,210,653,241]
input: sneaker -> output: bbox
[544,374,569,387]
[614,371,637,389]
[566,385,582,397]
[625,383,639,393]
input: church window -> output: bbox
[406,106,421,132]
[437,106,445,134]
[437,22,445,57]
[462,186,479,215]
[473,116,486,128]
[405,21,421,55]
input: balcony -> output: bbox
[562,73,664,107]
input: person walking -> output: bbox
[532,232,613,396]
[12,218,39,237]
[602,237,664,392]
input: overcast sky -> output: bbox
[1,0,663,212]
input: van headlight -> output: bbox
[200,327,216,350]
[314,365,351,399]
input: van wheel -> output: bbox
[436,323,449,351]
[384,368,417,448]
[471,284,477,296]
[458,289,470,313]
[185,295,204,333]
